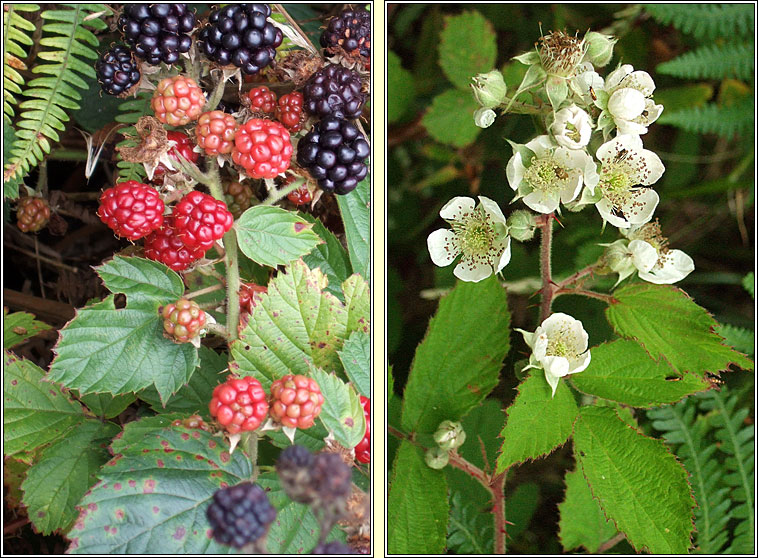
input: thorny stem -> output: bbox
[558,287,616,304]
[537,213,555,323]
[261,177,305,205]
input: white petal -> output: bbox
[495,237,512,274]
[560,173,584,204]
[627,70,656,96]
[477,196,507,226]
[635,149,665,185]
[596,198,631,228]
[532,330,549,360]
[628,239,658,273]
[544,369,561,398]
[541,312,572,335]
[606,64,633,90]
[608,88,646,120]
[616,119,649,135]
[568,350,592,375]
[625,189,659,225]
[523,190,561,214]
[427,229,459,267]
[525,135,555,157]
[643,99,664,124]
[515,327,536,349]
[639,249,694,284]
[454,258,492,282]
[542,355,571,378]
[440,196,475,220]
[506,153,524,191]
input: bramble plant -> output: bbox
[4,3,370,554]
[388,6,753,555]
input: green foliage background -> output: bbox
[388,3,754,554]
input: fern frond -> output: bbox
[648,399,732,553]
[657,96,754,138]
[113,93,153,183]
[714,324,754,358]
[447,491,493,554]
[3,4,110,184]
[657,42,754,81]
[644,4,755,40]
[699,389,755,554]
[3,4,39,124]
[742,273,754,299]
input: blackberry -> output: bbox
[303,64,365,120]
[276,445,316,504]
[320,8,371,59]
[311,452,352,504]
[312,541,357,554]
[198,4,283,75]
[296,116,370,195]
[118,4,196,65]
[95,45,141,96]
[206,482,276,548]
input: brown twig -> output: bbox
[4,517,30,535]
[596,532,626,553]
[5,243,80,273]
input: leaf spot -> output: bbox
[115,509,124,520]
[157,459,165,468]
[153,506,160,514]
[220,451,230,463]
[128,480,136,488]
[87,503,97,511]
[143,479,156,493]
[344,417,354,427]
[114,482,122,490]
[173,526,186,540]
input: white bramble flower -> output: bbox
[601,64,663,135]
[506,135,599,214]
[550,105,592,150]
[516,313,591,397]
[592,134,664,228]
[570,62,604,106]
[621,221,694,284]
[427,196,511,283]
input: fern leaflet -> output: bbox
[114,93,153,183]
[644,4,754,40]
[657,96,754,139]
[3,4,110,184]
[714,324,754,358]
[447,491,493,554]
[742,273,754,299]
[657,42,754,81]
[3,4,39,124]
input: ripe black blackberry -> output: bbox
[95,45,141,96]
[312,541,357,554]
[198,4,283,75]
[118,4,196,65]
[303,64,366,120]
[206,482,276,548]
[320,8,371,59]
[296,116,370,195]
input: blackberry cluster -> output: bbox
[312,541,357,554]
[320,8,371,60]
[303,64,366,120]
[198,4,283,75]
[118,4,196,65]
[96,45,141,96]
[206,482,276,548]
[296,116,369,195]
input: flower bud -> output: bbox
[583,31,617,67]
[471,70,507,108]
[433,420,466,451]
[474,107,496,129]
[507,210,537,242]
[425,447,449,470]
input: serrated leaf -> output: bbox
[4,351,86,456]
[573,406,695,554]
[67,424,251,554]
[401,276,510,435]
[606,284,753,376]
[109,413,186,455]
[447,491,493,554]
[388,50,416,122]
[301,213,352,302]
[78,392,136,419]
[342,273,370,335]
[310,365,365,448]
[22,420,119,534]
[138,346,227,419]
[95,256,184,303]
[558,467,618,553]
[714,323,754,357]
[570,339,711,407]
[338,331,370,397]
[422,88,481,147]
[496,370,578,473]
[4,455,31,510]
[336,173,370,280]
[742,272,754,298]
[438,11,497,90]
[236,205,322,268]
[48,296,199,403]
[388,441,448,553]
[3,309,51,347]
[266,420,329,452]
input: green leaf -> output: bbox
[388,441,448,553]
[573,406,695,554]
[265,420,329,452]
[570,339,711,407]
[95,256,184,303]
[3,308,51,348]
[447,491,493,554]
[22,420,119,534]
[48,296,199,404]
[310,365,366,449]
[388,50,416,122]
[338,331,370,397]
[422,88,481,147]
[4,351,86,456]
[109,413,186,455]
[438,11,497,90]
[495,370,578,473]
[78,392,136,419]
[67,423,251,554]
[558,467,618,553]
[401,276,510,435]
[742,272,754,298]
[714,323,754,357]
[336,173,370,280]
[138,346,227,418]
[230,260,363,389]
[301,213,352,302]
[236,205,322,268]
[606,283,753,375]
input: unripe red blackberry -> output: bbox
[95,44,141,96]
[354,396,370,464]
[98,181,165,240]
[275,91,305,132]
[198,4,283,75]
[118,4,196,66]
[223,181,254,219]
[248,85,277,114]
[206,482,276,548]
[232,118,293,179]
[209,376,269,434]
[172,191,234,251]
[303,64,366,120]
[320,8,371,60]
[161,298,206,343]
[196,111,239,157]
[269,374,325,429]
[152,75,206,127]
[16,196,51,233]
[143,214,207,271]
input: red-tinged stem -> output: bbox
[554,264,596,290]
[537,213,555,323]
[556,288,616,305]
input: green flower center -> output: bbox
[546,325,581,359]
[451,207,501,261]
[524,157,572,193]
[564,123,581,143]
